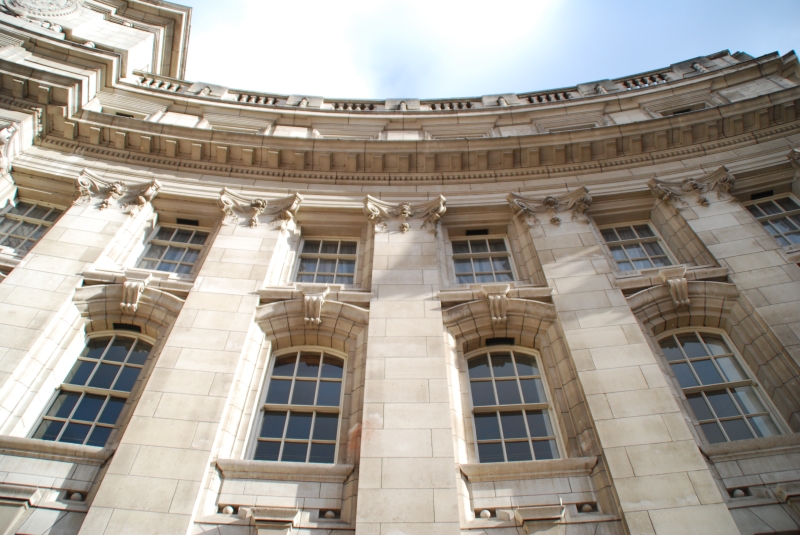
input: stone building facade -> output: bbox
[0,1,797,534]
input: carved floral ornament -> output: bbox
[789,148,800,175]
[507,186,592,227]
[3,0,80,18]
[218,189,303,229]
[363,195,446,233]
[74,169,161,216]
[648,165,735,208]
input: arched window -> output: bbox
[657,330,786,444]
[32,331,153,447]
[467,347,559,463]
[252,348,345,464]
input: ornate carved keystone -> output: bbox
[218,189,303,229]
[120,272,152,314]
[481,284,511,323]
[659,266,689,307]
[301,284,330,327]
[363,195,446,233]
[507,187,592,226]
[648,165,735,207]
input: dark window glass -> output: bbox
[260,411,287,439]
[266,379,292,404]
[478,442,505,463]
[504,441,532,462]
[312,413,339,441]
[281,442,308,463]
[309,443,336,463]
[254,441,281,461]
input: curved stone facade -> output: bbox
[0,2,797,534]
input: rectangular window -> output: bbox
[451,236,515,284]
[599,223,673,272]
[0,199,64,255]
[744,194,800,247]
[295,239,357,285]
[137,224,209,274]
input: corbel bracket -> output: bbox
[219,189,303,229]
[508,187,592,227]
[481,283,510,323]
[363,195,446,233]
[514,505,566,534]
[0,125,18,178]
[648,165,735,207]
[120,273,152,314]
[659,266,689,307]
[788,148,800,177]
[74,169,161,216]
[301,284,330,327]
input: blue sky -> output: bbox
[179,0,798,99]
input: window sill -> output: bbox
[0,435,112,465]
[438,284,553,307]
[459,456,597,483]
[258,285,373,307]
[216,458,354,483]
[700,433,800,463]
[82,267,196,297]
[616,264,728,294]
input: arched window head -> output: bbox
[32,332,153,447]
[467,347,559,463]
[658,331,785,444]
[253,348,345,464]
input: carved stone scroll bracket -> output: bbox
[788,148,800,178]
[301,284,330,327]
[659,266,689,308]
[514,505,566,535]
[0,125,18,179]
[126,179,162,217]
[74,169,125,208]
[119,272,153,315]
[218,189,303,229]
[481,283,511,323]
[649,165,736,208]
[507,187,592,227]
[363,195,447,233]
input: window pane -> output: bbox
[470,240,488,253]
[337,260,355,274]
[285,412,313,439]
[339,242,357,255]
[514,356,539,376]
[473,257,492,273]
[272,356,296,377]
[13,222,38,237]
[88,363,120,389]
[127,341,151,366]
[470,381,496,406]
[468,356,491,379]
[617,261,633,272]
[138,259,158,270]
[163,246,184,261]
[526,410,554,437]
[316,381,341,406]
[320,241,338,254]
[291,380,317,405]
[495,380,522,405]
[634,225,655,238]
[476,274,495,283]
[60,422,91,444]
[492,257,511,272]
[533,440,559,460]
[104,338,134,362]
[46,392,80,419]
[477,442,505,463]
[81,338,110,360]
[474,413,501,440]
[113,366,141,392]
[504,441,532,462]
[715,356,745,382]
[318,259,336,273]
[686,394,714,421]
[775,197,800,212]
[632,259,653,270]
[144,243,167,260]
[309,442,336,463]
[8,202,33,215]
[65,360,96,386]
[281,442,308,463]
[33,420,63,441]
[456,274,475,284]
[499,411,527,439]
[320,357,344,379]
[254,441,281,461]
[296,353,321,378]
[0,217,18,233]
[452,241,470,254]
[609,246,627,261]
[490,353,515,377]
[98,398,125,425]
[617,227,636,240]
[731,386,767,415]
[758,202,781,216]
[721,419,753,441]
[772,218,795,233]
[706,391,740,418]
[643,242,664,256]
[86,426,112,447]
[297,258,318,273]
[659,337,684,362]
[72,394,105,422]
[670,362,698,388]
[692,360,723,385]
[182,249,199,264]
[312,413,339,441]
[678,333,707,358]
[190,232,208,245]
[652,256,672,267]
[156,261,178,273]
[701,334,729,356]
[335,275,354,285]
[154,227,174,241]
[302,240,320,253]
[265,379,291,404]
[259,411,287,439]
[488,239,507,252]
[172,230,192,243]
[520,379,546,404]
[748,415,780,438]
[624,244,646,258]
[600,229,618,242]
[746,204,764,218]
[700,422,727,444]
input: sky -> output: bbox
[178,0,799,100]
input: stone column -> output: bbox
[527,202,739,535]
[79,214,278,534]
[356,197,460,534]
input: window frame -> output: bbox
[247,345,347,465]
[292,237,360,287]
[30,330,156,448]
[654,327,790,445]
[742,193,800,252]
[596,220,677,274]
[449,234,518,286]
[464,345,562,464]
[136,222,212,277]
[0,197,65,257]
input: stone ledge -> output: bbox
[439,285,553,308]
[616,265,728,293]
[0,435,112,465]
[216,459,354,483]
[258,285,374,307]
[459,456,597,483]
[701,433,800,463]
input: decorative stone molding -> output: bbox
[658,266,690,307]
[0,125,17,178]
[74,169,161,215]
[120,280,145,315]
[789,148,800,176]
[514,506,566,534]
[218,188,303,229]
[480,283,511,323]
[127,180,162,217]
[363,195,446,233]
[460,456,597,483]
[4,0,80,18]
[301,284,329,327]
[216,459,354,483]
[648,165,735,207]
[507,186,592,226]
[0,435,112,466]
[239,507,299,533]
